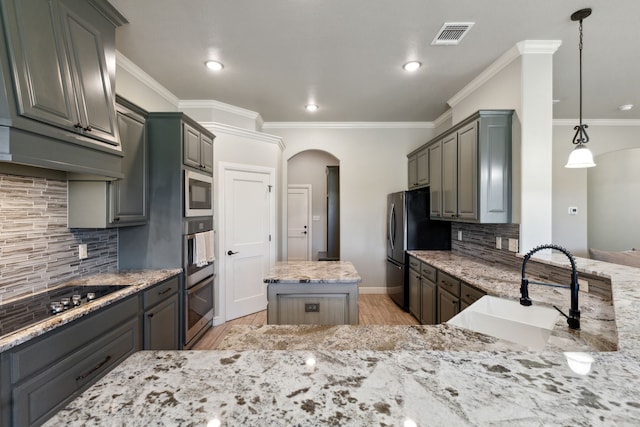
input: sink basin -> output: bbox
[447,295,560,350]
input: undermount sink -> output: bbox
[447,295,560,351]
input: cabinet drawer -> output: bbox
[461,282,486,306]
[10,296,138,384]
[438,271,460,297]
[420,263,436,282]
[143,276,179,309]
[408,257,421,271]
[12,317,139,427]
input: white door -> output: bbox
[287,185,311,261]
[223,166,273,320]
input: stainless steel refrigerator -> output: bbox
[386,188,451,310]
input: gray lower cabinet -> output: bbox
[408,267,421,320]
[437,271,461,323]
[142,277,180,350]
[1,296,140,427]
[0,0,127,177]
[267,283,359,325]
[420,263,437,325]
[67,97,149,228]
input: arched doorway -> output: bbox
[287,150,340,261]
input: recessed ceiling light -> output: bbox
[403,61,422,72]
[205,60,224,71]
[305,104,319,112]
[618,104,634,111]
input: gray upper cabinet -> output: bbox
[67,97,148,228]
[428,142,443,217]
[407,147,429,189]
[422,110,513,223]
[183,122,214,173]
[0,0,127,177]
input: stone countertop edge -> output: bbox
[263,260,362,284]
[0,268,182,352]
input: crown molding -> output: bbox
[262,122,433,130]
[200,122,286,151]
[448,40,562,108]
[116,51,180,107]
[554,119,640,127]
[433,109,453,129]
[179,100,263,123]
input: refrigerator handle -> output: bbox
[389,202,395,251]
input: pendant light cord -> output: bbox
[572,17,589,145]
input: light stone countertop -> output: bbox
[45,253,640,426]
[0,269,182,352]
[263,260,362,284]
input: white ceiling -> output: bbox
[109,0,640,122]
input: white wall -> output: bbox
[552,122,640,255]
[265,125,435,288]
[288,150,339,260]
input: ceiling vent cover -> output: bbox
[432,22,474,45]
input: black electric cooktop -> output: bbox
[0,284,130,337]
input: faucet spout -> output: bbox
[520,244,581,330]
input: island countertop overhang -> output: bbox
[263,260,362,284]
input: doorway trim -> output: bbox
[216,161,276,325]
[287,184,313,260]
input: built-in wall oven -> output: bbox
[183,217,215,348]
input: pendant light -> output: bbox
[565,8,596,168]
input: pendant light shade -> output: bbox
[565,144,596,168]
[565,8,596,169]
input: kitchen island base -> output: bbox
[267,282,359,325]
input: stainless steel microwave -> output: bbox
[184,170,213,217]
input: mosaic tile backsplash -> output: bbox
[0,174,117,303]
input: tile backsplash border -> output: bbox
[0,173,117,303]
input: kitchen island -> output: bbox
[264,261,361,325]
[45,254,640,425]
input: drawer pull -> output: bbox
[157,288,172,296]
[76,355,112,381]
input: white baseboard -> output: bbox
[359,286,388,294]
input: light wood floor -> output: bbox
[193,294,418,350]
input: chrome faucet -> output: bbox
[520,244,581,330]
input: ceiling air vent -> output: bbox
[431,22,474,46]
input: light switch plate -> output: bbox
[578,278,590,293]
[78,244,88,260]
[457,231,463,241]
[508,238,519,252]
[495,237,502,249]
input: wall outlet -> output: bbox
[495,237,502,250]
[457,230,463,241]
[78,244,88,260]
[508,238,519,252]
[578,278,590,293]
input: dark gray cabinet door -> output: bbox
[201,133,214,173]
[428,142,443,217]
[2,0,78,130]
[183,122,201,168]
[457,122,478,221]
[408,267,421,320]
[437,288,460,323]
[111,99,148,225]
[420,278,437,325]
[144,293,180,350]
[59,0,118,145]
[416,148,429,187]
[407,154,417,188]
[441,133,458,218]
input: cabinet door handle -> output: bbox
[147,313,154,318]
[157,288,171,296]
[75,355,112,381]
[83,125,92,132]
[74,122,82,129]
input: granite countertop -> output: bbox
[0,269,182,352]
[263,260,362,284]
[46,253,640,425]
